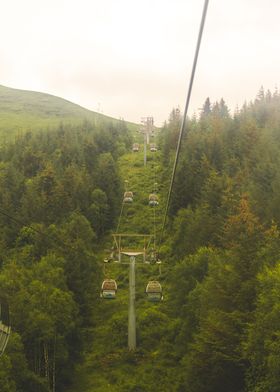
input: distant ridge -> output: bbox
[0,84,135,137]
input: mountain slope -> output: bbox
[0,84,136,137]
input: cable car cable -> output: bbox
[159,0,209,247]
[0,208,45,237]
[0,207,79,255]
[116,201,124,234]
[152,144,157,251]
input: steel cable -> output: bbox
[159,0,209,248]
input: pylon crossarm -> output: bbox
[112,233,154,256]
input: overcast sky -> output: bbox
[1,0,280,124]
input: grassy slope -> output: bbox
[0,84,137,138]
[69,142,176,392]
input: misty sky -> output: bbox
[1,0,280,124]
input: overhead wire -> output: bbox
[152,145,159,272]
[151,140,157,251]
[115,176,131,235]
[16,0,208,257]
[116,201,124,234]
[159,0,209,248]
[0,208,45,237]
[115,166,137,238]
[0,207,78,255]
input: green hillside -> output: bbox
[0,84,136,138]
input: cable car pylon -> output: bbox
[102,234,155,351]
[128,255,136,350]
[102,112,163,351]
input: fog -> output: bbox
[1,0,280,124]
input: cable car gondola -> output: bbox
[101,279,118,299]
[124,191,133,203]
[0,298,11,357]
[146,281,163,302]
[132,143,140,152]
[149,193,159,206]
[150,143,157,152]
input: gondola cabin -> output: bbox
[101,279,118,299]
[124,191,133,203]
[132,143,140,152]
[149,193,159,206]
[146,281,163,302]
[150,143,157,152]
[0,299,11,357]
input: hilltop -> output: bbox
[0,84,136,138]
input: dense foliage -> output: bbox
[2,87,280,392]
[0,119,132,391]
[158,88,280,391]
[69,88,280,392]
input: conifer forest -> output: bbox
[1,84,280,392]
